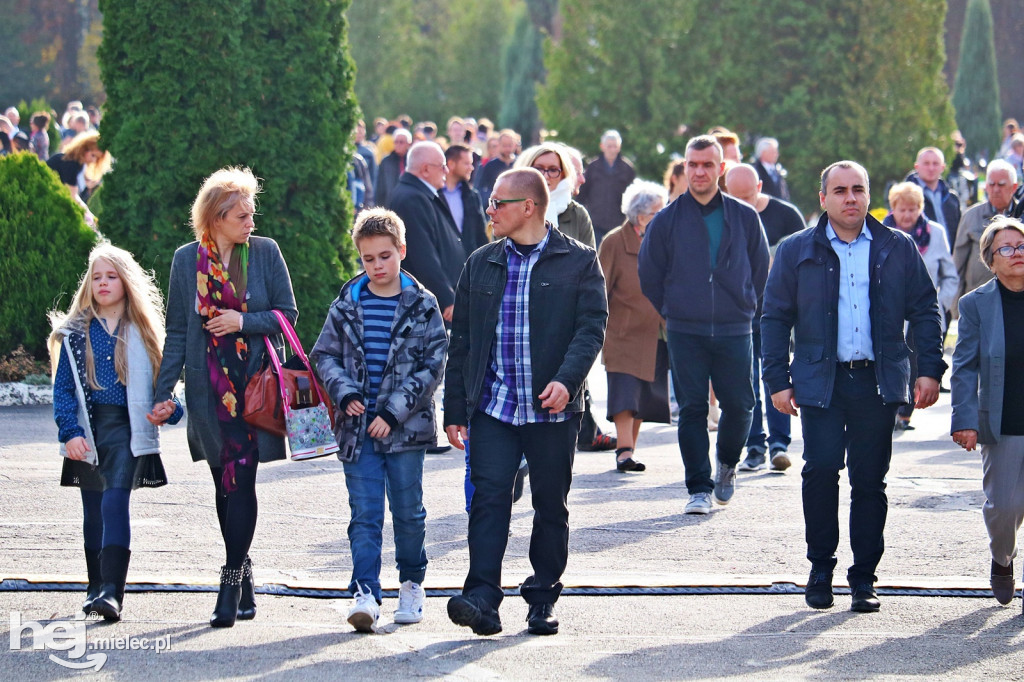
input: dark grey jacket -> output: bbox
[154,236,298,465]
[311,272,448,461]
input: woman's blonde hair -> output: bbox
[48,242,167,390]
[887,182,925,211]
[514,143,577,188]
[190,166,261,240]
[61,130,113,180]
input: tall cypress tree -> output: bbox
[499,7,544,144]
[97,0,358,343]
[952,0,1002,161]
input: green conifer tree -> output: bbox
[952,0,1003,160]
[97,0,358,343]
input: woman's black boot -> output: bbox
[210,565,243,628]
[82,546,102,615]
[237,556,257,621]
[92,546,131,622]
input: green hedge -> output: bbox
[96,0,359,344]
[0,153,98,358]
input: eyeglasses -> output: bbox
[995,244,1024,258]
[488,197,528,210]
[424,162,447,170]
[532,166,563,178]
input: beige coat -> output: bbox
[598,222,664,382]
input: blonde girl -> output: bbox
[49,242,181,622]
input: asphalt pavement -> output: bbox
[1,362,1022,680]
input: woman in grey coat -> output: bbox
[951,216,1024,611]
[151,167,297,628]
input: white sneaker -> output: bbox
[347,583,380,632]
[394,580,425,624]
[684,492,713,515]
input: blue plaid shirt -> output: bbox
[479,227,569,425]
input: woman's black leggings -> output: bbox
[209,464,259,570]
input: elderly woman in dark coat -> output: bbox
[598,180,671,472]
[951,216,1024,610]
[150,167,297,628]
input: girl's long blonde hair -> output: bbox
[48,242,167,390]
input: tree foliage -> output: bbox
[347,0,514,124]
[540,0,955,212]
[0,0,104,107]
[952,0,1002,160]
[0,153,98,358]
[499,6,544,144]
[97,0,358,344]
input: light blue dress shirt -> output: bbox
[923,186,947,229]
[827,221,874,362]
[442,184,465,233]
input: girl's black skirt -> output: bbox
[61,404,167,490]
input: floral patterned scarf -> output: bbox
[197,232,256,493]
[883,212,930,254]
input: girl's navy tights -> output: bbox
[81,487,131,549]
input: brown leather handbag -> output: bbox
[243,310,335,439]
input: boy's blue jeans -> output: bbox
[343,436,427,601]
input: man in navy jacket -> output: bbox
[638,135,769,515]
[761,160,946,613]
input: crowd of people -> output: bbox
[29,99,1024,637]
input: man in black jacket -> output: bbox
[638,135,769,516]
[376,128,412,208]
[444,168,607,637]
[386,141,463,323]
[578,129,636,245]
[442,144,489,259]
[905,147,961,246]
[761,160,944,613]
[752,137,791,203]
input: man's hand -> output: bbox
[445,425,468,451]
[66,436,90,461]
[539,381,570,413]
[952,429,978,451]
[205,310,243,337]
[367,416,391,439]
[442,305,454,322]
[914,377,940,409]
[771,388,799,416]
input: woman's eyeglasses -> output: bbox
[995,244,1024,258]
[531,166,563,178]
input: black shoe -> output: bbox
[804,570,834,609]
[210,565,244,628]
[237,556,257,620]
[447,595,502,636]
[939,385,950,393]
[850,583,880,612]
[615,448,646,472]
[91,546,131,622]
[82,546,102,615]
[990,560,1015,605]
[526,602,559,635]
[513,460,529,503]
[427,444,452,454]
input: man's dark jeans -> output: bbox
[666,331,755,494]
[464,412,580,609]
[747,327,792,453]
[800,364,898,585]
